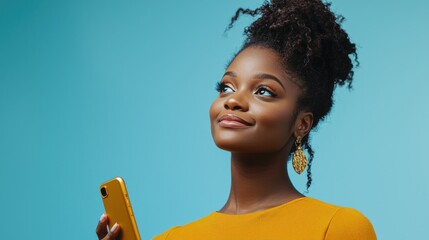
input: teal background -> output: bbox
[1,0,428,239]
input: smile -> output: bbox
[217,114,253,128]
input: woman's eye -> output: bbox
[255,87,276,97]
[216,82,234,93]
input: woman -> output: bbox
[96,0,377,239]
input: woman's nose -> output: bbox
[224,92,249,111]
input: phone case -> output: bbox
[100,177,141,240]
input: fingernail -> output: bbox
[99,213,106,222]
[111,223,118,232]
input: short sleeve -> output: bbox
[324,208,377,240]
[151,226,182,240]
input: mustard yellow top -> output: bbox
[152,197,376,240]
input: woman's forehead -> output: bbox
[226,46,303,89]
[228,47,282,71]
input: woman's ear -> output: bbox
[293,111,313,138]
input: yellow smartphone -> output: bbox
[100,177,141,240]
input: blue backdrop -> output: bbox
[1,0,428,239]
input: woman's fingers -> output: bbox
[105,223,120,239]
[96,213,121,240]
[96,214,108,239]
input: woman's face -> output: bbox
[209,46,310,153]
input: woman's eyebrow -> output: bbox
[254,73,285,90]
[222,71,286,90]
[223,71,237,78]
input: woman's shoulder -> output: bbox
[302,197,377,239]
[151,212,212,240]
[152,226,182,240]
[325,207,377,239]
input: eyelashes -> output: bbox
[215,81,224,92]
[215,81,230,93]
[215,81,278,97]
[255,87,277,97]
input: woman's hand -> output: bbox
[96,214,121,240]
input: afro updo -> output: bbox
[225,0,358,191]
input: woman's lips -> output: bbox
[217,114,253,128]
[219,120,250,128]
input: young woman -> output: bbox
[96,0,377,239]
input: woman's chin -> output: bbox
[213,139,262,153]
[212,135,290,154]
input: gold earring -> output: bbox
[292,136,307,174]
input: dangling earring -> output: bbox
[292,136,307,174]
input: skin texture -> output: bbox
[210,45,313,214]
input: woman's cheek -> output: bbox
[209,99,221,122]
[254,106,294,147]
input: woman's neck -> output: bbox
[218,150,304,214]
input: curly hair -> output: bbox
[225,0,358,191]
